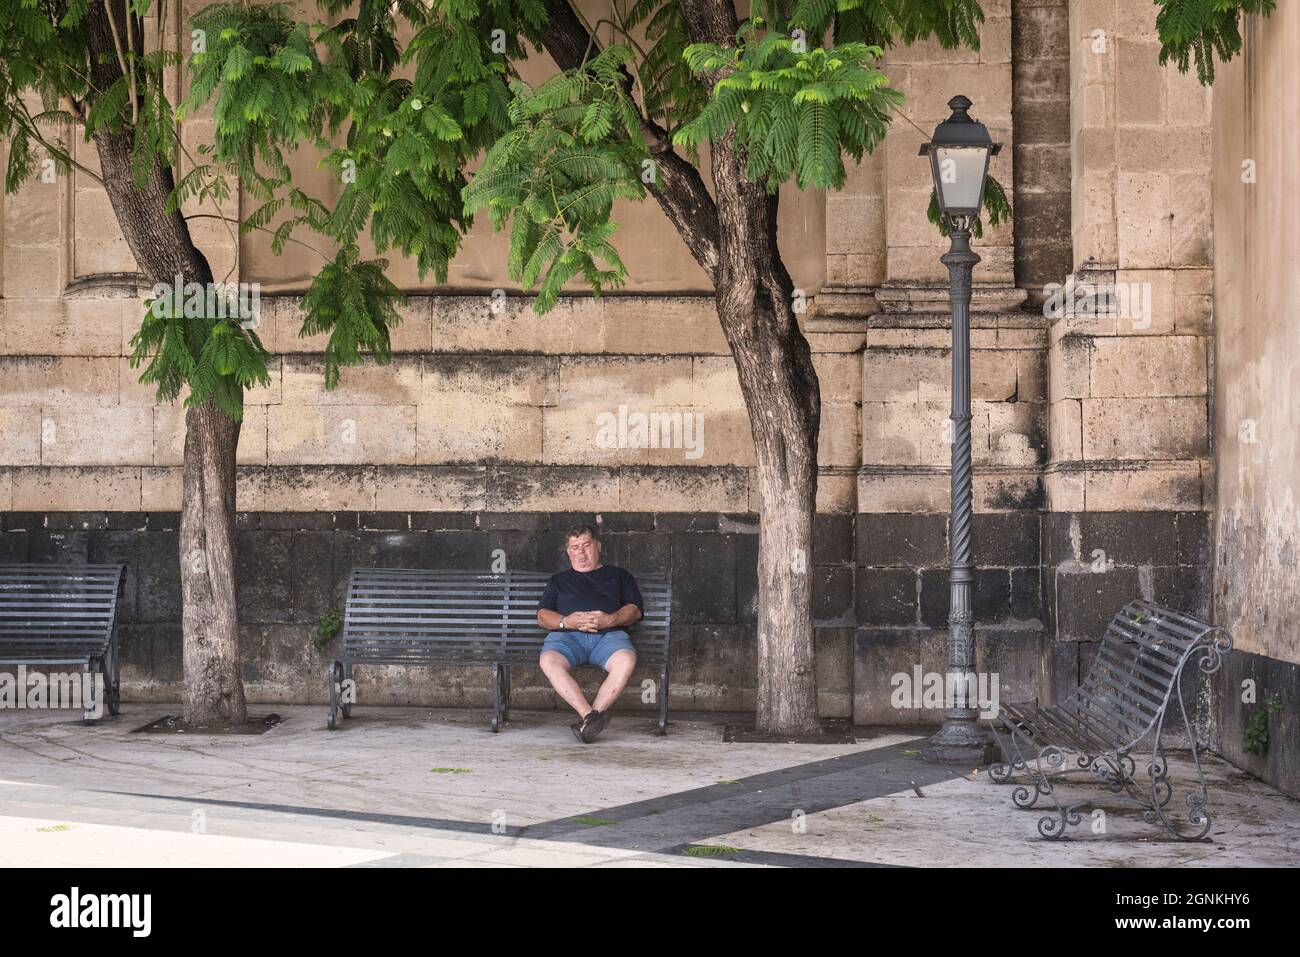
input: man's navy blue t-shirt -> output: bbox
[539,565,643,629]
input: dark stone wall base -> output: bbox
[854,627,1044,725]
[0,508,1251,741]
[1214,648,1300,799]
[0,510,857,717]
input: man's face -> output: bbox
[566,533,602,572]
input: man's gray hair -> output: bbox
[565,523,600,543]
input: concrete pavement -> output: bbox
[1,704,1297,867]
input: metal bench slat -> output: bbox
[1112,611,1199,650]
[1086,655,1170,712]
[1008,703,1107,754]
[1051,698,1134,750]
[1076,681,1159,738]
[1120,603,1209,643]
[1094,644,1180,699]
[1072,672,1160,737]
[0,608,115,617]
[1099,634,1182,680]
[1077,679,1160,736]
[1086,645,1175,705]
[1015,702,1119,755]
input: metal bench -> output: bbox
[0,564,126,724]
[988,600,1231,840]
[328,568,672,734]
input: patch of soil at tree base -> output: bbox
[132,713,284,735]
[723,720,861,744]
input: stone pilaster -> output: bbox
[1041,1,1215,695]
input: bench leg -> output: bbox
[327,659,343,730]
[987,721,1028,783]
[501,666,511,723]
[997,721,1090,838]
[106,625,121,716]
[656,663,669,735]
[1140,680,1213,841]
[1029,745,1091,840]
[1089,752,1142,799]
[341,661,353,719]
[83,658,98,725]
[490,664,502,733]
[992,719,1043,800]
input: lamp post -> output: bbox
[919,96,1000,765]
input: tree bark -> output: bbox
[84,2,247,725]
[710,134,823,736]
[179,400,246,724]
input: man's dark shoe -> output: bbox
[577,709,607,743]
[570,716,589,744]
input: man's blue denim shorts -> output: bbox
[541,629,636,670]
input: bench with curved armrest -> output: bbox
[988,600,1231,841]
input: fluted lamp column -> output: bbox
[919,96,1000,765]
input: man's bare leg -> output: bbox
[592,649,636,713]
[539,650,592,717]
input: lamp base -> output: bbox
[921,720,999,766]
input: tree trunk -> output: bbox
[179,400,246,725]
[711,134,823,736]
[84,2,248,725]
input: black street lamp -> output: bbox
[919,95,1000,765]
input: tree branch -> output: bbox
[183,212,332,264]
[540,0,721,284]
[122,0,139,126]
[13,98,105,187]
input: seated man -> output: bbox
[536,524,642,743]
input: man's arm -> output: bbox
[537,605,639,632]
[537,577,562,630]
[568,604,641,633]
[538,608,567,630]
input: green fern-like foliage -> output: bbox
[181,3,350,202]
[1,0,181,192]
[300,248,406,389]
[927,173,1012,239]
[129,295,272,422]
[665,1,983,204]
[1156,0,1276,85]
[178,0,547,379]
[625,0,708,144]
[463,45,649,313]
[820,0,984,50]
[675,39,901,191]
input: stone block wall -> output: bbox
[1030,0,1216,707]
[1013,0,1073,300]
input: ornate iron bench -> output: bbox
[0,564,126,724]
[328,568,672,734]
[988,600,1231,841]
